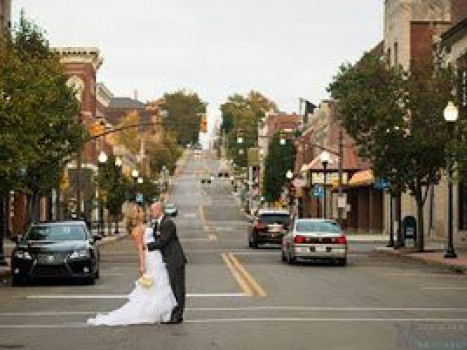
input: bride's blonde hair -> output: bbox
[123,202,144,235]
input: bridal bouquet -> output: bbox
[137,275,153,289]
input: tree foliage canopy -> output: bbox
[160,90,207,146]
[328,52,456,251]
[0,14,86,198]
[220,90,277,166]
[262,133,295,202]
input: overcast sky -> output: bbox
[12,0,383,120]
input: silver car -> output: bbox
[282,219,347,266]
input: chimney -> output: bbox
[134,89,138,101]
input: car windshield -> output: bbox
[259,214,290,225]
[296,221,341,234]
[166,204,175,209]
[24,225,86,241]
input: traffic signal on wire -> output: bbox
[200,115,208,133]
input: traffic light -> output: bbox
[200,115,208,133]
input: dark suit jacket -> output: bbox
[147,215,187,269]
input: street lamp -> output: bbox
[443,101,458,259]
[98,151,107,236]
[285,170,294,213]
[114,156,122,167]
[320,151,330,219]
[131,169,139,181]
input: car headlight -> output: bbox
[14,250,32,260]
[69,250,90,259]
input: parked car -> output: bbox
[10,221,101,285]
[164,202,178,217]
[281,218,347,266]
[248,209,291,248]
[218,170,229,178]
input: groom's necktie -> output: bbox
[153,221,159,237]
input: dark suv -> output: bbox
[248,209,291,248]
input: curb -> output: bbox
[375,248,467,274]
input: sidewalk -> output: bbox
[376,243,467,273]
[0,232,128,279]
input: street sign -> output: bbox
[136,193,144,203]
[374,178,389,190]
[312,185,324,198]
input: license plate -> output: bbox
[315,245,327,253]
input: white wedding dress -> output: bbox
[87,227,177,326]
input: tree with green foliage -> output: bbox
[160,90,207,146]
[262,133,295,203]
[328,52,456,252]
[94,155,131,230]
[0,14,86,222]
[146,132,183,176]
[220,91,277,167]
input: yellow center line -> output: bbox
[199,204,218,241]
[228,253,267,297]
[221,253,253,297]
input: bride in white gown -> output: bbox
[87,203,177,326]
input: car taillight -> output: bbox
[336,235,347,244]
[255,222,267,230]
[294,235,305,244]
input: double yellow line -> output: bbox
[221,252,267,297]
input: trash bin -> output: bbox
[402,216,417,248]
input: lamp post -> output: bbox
[387,191,395,247]
[443,101,458,259]
[97,151,107,236]
[286,169,294,213]
[320,151,330,219]
[132,169,139,201]
[114,156,122,234]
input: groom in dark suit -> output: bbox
[147,202,187,324]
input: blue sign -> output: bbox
[312,185,324,198]
[374,178,389,190]
[136,193,144,203]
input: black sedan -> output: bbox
[10,221,101,285]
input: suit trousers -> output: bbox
[167,265,185,321]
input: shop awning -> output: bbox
[348,169,374,187]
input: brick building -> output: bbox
[54,47,104,221]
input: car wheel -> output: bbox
[338,258,347,266]
[287,251,296,265]
[249,234,258,249]
[11,275,25,286]
[83,276,95,285]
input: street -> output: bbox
[1,151,466,350]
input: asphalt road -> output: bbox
[1,150,466,350]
